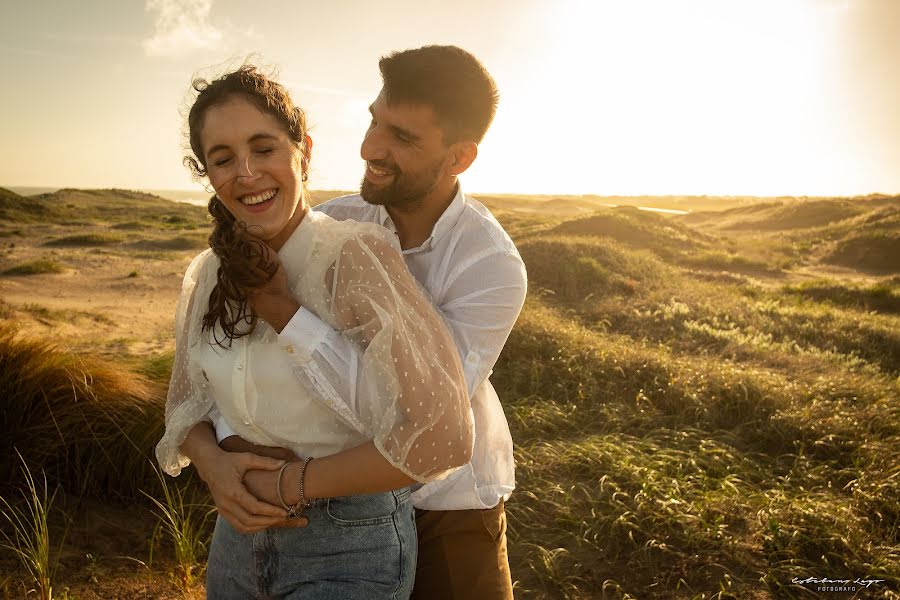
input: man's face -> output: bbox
[360,89,451,208]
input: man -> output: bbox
[217,45,526,598]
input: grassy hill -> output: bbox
[1,190,898,598]
[0,187,57,222]
[678,196,900,275]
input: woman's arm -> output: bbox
[331,233,473,480]
[241,229,471,500]
[243,441,416,506]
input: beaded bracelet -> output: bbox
[288,457,315,519]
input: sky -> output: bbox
[1,0,899,197]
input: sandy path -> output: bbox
[0,241,196,358]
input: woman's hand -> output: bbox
[245,243,301,333]
[200,449,307,533]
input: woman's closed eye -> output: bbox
[213,156,233,167]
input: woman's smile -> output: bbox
[239,188,279,213]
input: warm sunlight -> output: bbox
[470,0,842,195]
[1,0,899,196]
[1,3,898,598]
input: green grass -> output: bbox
[130,235,208,251]
[0,453,65,600]
[137,351,175,385]
[783,279,900,314]
[17,303,115,326]
[678,249,784,275]
[142,465,214,590]
[44,233,125,247]
[1,191,898,598]
[2,259,66,276]
[823,231,900,273]
[498,299,900,598]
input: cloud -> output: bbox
[143,0,223,58]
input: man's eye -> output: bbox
[256,147,274,155]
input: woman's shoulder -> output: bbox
[182,248,218,287]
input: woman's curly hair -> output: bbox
[184,65,308,346]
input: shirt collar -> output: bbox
[376,183,467,254]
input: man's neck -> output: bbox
[386,178,458,250]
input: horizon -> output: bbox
[5,184,900,203]
[3,0,900,197]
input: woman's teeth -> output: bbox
[241,189,277,205]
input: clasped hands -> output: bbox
[213,434,310,533]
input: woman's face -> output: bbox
[200,96,308,250]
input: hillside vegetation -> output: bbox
[1,189,898,598]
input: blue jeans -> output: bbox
[206,487,417,599]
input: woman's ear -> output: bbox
[304,134,314,161]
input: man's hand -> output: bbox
[220,435,297,462]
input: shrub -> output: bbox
[0,325,166,499]
[2,260,66,276]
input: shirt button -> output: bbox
[285,345,295,354]
[243,419,251,426]
[237,364,243,370]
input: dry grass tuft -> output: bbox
[0,324,166,500]
[2,260,66,276]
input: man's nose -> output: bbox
[360,127,387,161]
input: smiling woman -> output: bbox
[155,65,472,599]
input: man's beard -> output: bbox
[360,158,444,209]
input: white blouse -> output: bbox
[156,209,473,483]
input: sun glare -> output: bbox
[469,0,841,196]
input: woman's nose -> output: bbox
[236,154,258,179]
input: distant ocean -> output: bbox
[6,186,210,207]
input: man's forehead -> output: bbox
[372,92,440,128]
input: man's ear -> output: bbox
[447,141,478,176]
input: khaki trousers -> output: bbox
[411,500,514,600]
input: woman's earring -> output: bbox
[301,171,309,182]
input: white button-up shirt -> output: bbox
[212,185,527,510]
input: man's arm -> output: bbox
[434,249,528,397]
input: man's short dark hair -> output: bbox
[379,45,499,145]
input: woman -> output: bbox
[155,66,473,599]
